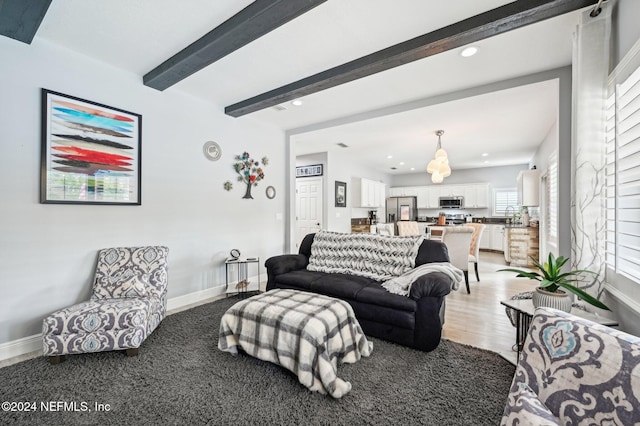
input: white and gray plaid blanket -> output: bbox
[218,289,373,398]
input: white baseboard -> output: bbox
[1,280,264,363]
[0,334,42,363]
[166,285,226,312]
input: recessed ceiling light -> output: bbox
[387,155,393,159]
[460,46,479,57]
[410,167,415,171]
[481,153,489,157]
[291,99,303,106]
[484,160,490,164]
[399,162,405,165]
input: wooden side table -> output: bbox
[500,298,618,359]
[225,257,260,297]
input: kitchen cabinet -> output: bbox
[389,186,417,197]
[463,184,489,208]
[491,225,505,251]
[353,178,386,208]
[518,170,541,207]
[427,186,441,208]
[390,183,489,209]
[480,225,492,250]
[416,187,429,209]
[479,224,505,252]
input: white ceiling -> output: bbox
[35,0,589,174]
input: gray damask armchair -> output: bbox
[501,307,639,425]
[42,246,169,364]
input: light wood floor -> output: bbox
[443,251,531,364]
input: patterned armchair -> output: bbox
[502,307,640,425]
[42,246,169,364]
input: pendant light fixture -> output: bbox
[426,130,451,184]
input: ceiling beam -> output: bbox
[0,0,52,44]
[144,0,327,91]
[225,0,597,117]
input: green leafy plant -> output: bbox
[499,253,610,311]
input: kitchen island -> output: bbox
[505,226,539,267]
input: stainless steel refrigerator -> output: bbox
[386,196,417,225]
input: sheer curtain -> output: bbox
[570,2,613,306]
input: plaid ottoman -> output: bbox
[218,289,372,398]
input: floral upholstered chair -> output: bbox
[502,307,639,425]
[42,246,169,364]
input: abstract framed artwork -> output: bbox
[40,89,142,205]
[335,181,346,207]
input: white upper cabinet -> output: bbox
[464,183,489,208]
[355,178,386,208]
[391,183,489,209]
[416,186,429,209]
[518,170,541,206]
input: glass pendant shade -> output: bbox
[426,130,450,184]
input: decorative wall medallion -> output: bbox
[266,186,276,199]
[230,249,240,260]
[203,141,222,161]
[233,152,267,199]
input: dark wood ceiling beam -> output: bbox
[144,0,327,91]
[225,0,597,117]
[0,0,52,44]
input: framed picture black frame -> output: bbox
[40,89,142,205]
[335,181,347,207]
[295,164,323,178]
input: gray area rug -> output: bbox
[0,296,515,425]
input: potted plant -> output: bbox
[499,253,610,312]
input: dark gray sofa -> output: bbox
[265,233,453,352]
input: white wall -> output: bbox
[0,37,286,344]
[296,151,391,233]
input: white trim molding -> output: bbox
[605,283,640,316]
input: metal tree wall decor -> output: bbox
[233,152,268,199]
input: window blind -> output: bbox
[494,189,519,216]
[606,64,640,283]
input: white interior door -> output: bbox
[296,178,323,248]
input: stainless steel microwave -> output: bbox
[439,196,464,209]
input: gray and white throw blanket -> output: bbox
[307,230,423,281]
[218,289,372,398]
[381,262,464,295]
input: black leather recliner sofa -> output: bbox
[265,233,453,352]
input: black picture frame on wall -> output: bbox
[40,89,142,205]
[295,164,323,178]
[335,181,346,207]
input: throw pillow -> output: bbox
[501,383,560,426]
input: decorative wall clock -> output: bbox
[203,141,222,161]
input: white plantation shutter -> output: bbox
[546,152,559,251]
[606,64,640,284]
[493,189,520,216]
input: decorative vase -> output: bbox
[532,287,572,312]
[243,182,254,199]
